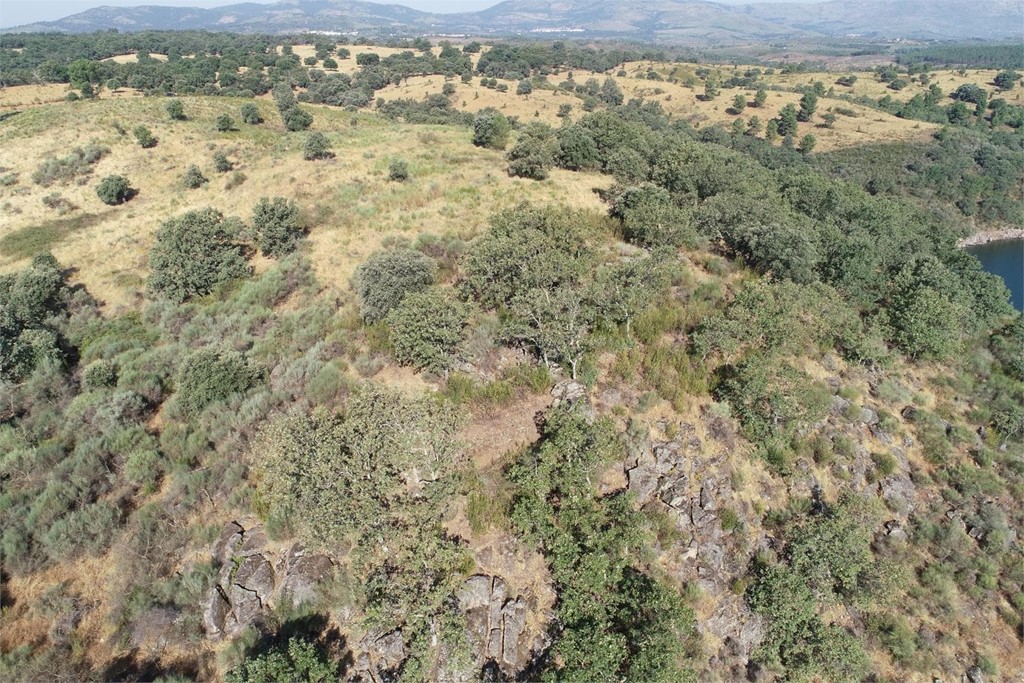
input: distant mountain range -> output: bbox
[5,0,1023,42]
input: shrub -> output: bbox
[507,122,558,180]
[146,208,251,302]
[283,106,313,132]
[225,637,337,683]
[82,359,117,389]
[216,114,235,132]
[250,197,303,257]
[174,345,258,417]
[240,102,263,124]
[472,109,511,149]
[388,158,409,182]
[133,125,156,148]
[386,288,468,373]
[302,132,332,160]
[32,144,109,187]
[95,175,133,205]
[213,152,233,173]
[182,165,208,189]
[354,248,436,323]
[165,99,185,120]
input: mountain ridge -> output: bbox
[4,0,1022,42]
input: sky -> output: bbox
[0,0,824,29]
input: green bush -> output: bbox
[182,165,208,189]
[174,346,258,417]
[95,174,133,205]
[240,102,263,124]
[133,125,156,148]
[471,109,511,149]
[354,248,435,323]
[250,197,303,257]
[214,152,233,173]
[386,288,468,373]
[388,158,409,182]
[166,98,185,120]
[225,637,337,683]
[216,114,235,132]
[32,144,109,187]
[146,208,251,302]
[302,132,332,160]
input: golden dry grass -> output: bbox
[0,94,608,311]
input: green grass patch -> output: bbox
[0,211,108,260]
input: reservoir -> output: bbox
[968,239,1023,313]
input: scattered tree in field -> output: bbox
[472,109,511,149]
[240,102,263,124]
[388,158,409,182]
[507,122,558,180]
[703,73,720,100]
[799,134,817,155]
[182,164,208,189]
[386,288,468,373]
[95,175,133,205]
[146,208,250,302]
[798,92,818,122]
[213,152,232,173]
[777,104,799,136]
[993,70,1020,91]
[216,114,234,132]
[283,106,313,132]
[250,197,303,257]
[133,125,156,148]
[302,132,332,160]
[754,87,768,107]
[732,93,747,114]
[165,98,185,120]
[355,248,436,323]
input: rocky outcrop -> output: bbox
[202,521,333,640]
[458,574,535,676]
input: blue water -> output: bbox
[968,239,1023,312]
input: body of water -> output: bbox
[968,239,1024,313]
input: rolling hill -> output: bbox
[5,0,1023,42]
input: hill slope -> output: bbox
[6,0,1023,41]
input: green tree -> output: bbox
[754,87,768,107]
[355,248,436,323]
[777,103,799,135]
[216,114,234,132]
[798,92,818,122]
[240,102,263,124]
[95,175,132,205]
[302,132,332,160]
[508,284,596,379]
[133,125,156,148]
[174,345,257,417]
[213,152,233,173]
[388,158,409,182]
[283,106,313,132]
[798,133,816,155]
[732,93,747,114]
[703,73,720,100]
[516,79,533,96]
[225,637,337,683]
[182,164,208,189]
[165,98,185,120]
[993,70,1020,90]
[507,122,558,180]
[592,255,668,337]
[146,208,251,302]
[599,76,624,106]
[472,109,511,149]
[250,196,303,257]
[556,125,599,171]
[386,288,468,374]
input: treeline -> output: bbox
[895,43,1024,69]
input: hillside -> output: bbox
[1,35,1023,683]
[6,0,1024,42]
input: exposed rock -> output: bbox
[627,464,660,503]
[227,584,263,635]
[373,630,407,671]
[278,554,333,608]
[132,606,186,648]
[202,586,229,640]
[859,407,879,425]
[235,555,275,603]
[551,379,586,405]
[699,480,717,511]
[212,521,244,565]
[459,574,534,675]
[964,666,985,683]
[830,395,852,417]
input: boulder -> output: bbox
[551,380,586,405]
[627,465,660,503]
[278,554,333,608]
[458,575,493,611]
[234,555,275,603]
[373,630,406,671]
[227,584,262,635]
[202,586,229,640]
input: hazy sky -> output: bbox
[0,0,825,29]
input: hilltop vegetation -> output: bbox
[0,32,1022,683]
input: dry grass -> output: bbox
[0,94,608,310]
